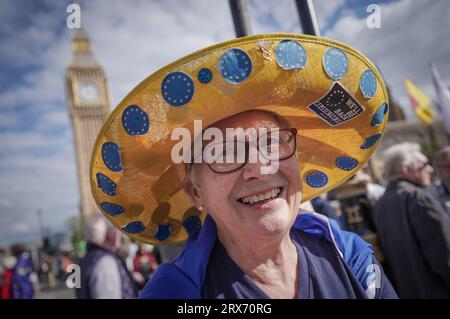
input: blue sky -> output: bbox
[0,0,449,245]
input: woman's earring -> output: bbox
[198,206,203,211]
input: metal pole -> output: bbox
[228,0,252,38]
[37,209,44,243]
[295,0,321,36]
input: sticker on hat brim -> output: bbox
[307,82,365,126]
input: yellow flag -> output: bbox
[404,79,435,124]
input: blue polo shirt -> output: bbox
[202,230,396,298]
[139,212,398,299]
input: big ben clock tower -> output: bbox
[65,28,110,220]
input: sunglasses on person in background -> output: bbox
[189,128,298,174]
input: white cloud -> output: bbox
[325,0,450,120]
[0,142,79,244]
[0,37,70,117]
[35,109,71,131]
[247,0,300,34]
[246,0,345,34]
[0,0,235,245]
[314,0,346,31]
[82,0,235,105]
[11,222,31,233]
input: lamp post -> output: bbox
[37,209,44,244]
[295,0,321,36]
[228,0,252,37]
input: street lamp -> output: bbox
[37,209,45,244]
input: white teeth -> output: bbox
[240,187,281,205]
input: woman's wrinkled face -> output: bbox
[185,110,302,240]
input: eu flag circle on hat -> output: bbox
[90,34,389,245]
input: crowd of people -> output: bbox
[2,143,450,299]
[373,143,450,298]
[0,220,166,299]
[308,143,450,298]
[1,143,450,299]
[0,245,38,299]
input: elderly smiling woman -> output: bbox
[90,34,397,299]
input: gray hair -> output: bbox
[434,146,450,168]
[84,213,114,245]
[382,142,425,182]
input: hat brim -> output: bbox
[90,33,388,244]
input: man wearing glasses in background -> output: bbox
[374,142,450,298]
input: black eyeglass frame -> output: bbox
[417,161,430,171]
[188,128,298,174]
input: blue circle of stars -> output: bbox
[336,156,359,171]
[323,47,349,80]
[100,202,124,216]
[275,40,307,70]
[96,173,116,196]
[183,215,201,236]
[161,71,194,107]
[360,70,377,98]
[305,171,329,188]
[360,133,382,149]
[197,68,212,84]
[122,221,145,234]
[218,48,252,84]
[122,105,149,135]
[155,224,171,241]
[371,102,389,127]
[102,142,123,172]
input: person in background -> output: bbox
[374,142,450,298]
[10,245,36,299]
[126,241,139,274]
[56,251,72,285]
[352,170,386,206]
[76,214,137,299]
[1,256,16,299]
[428,146,450,214]
[132,244,159,289]
[311,193,345,228]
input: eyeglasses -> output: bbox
[417,161,430,171]
[190,128,297,174]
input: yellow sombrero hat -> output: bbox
[90,33,389,245]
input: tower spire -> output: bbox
[72,27,92,53]
[69,27,99,69]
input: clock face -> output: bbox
[78,82,100,103]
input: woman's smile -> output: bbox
[235,185,287,211]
